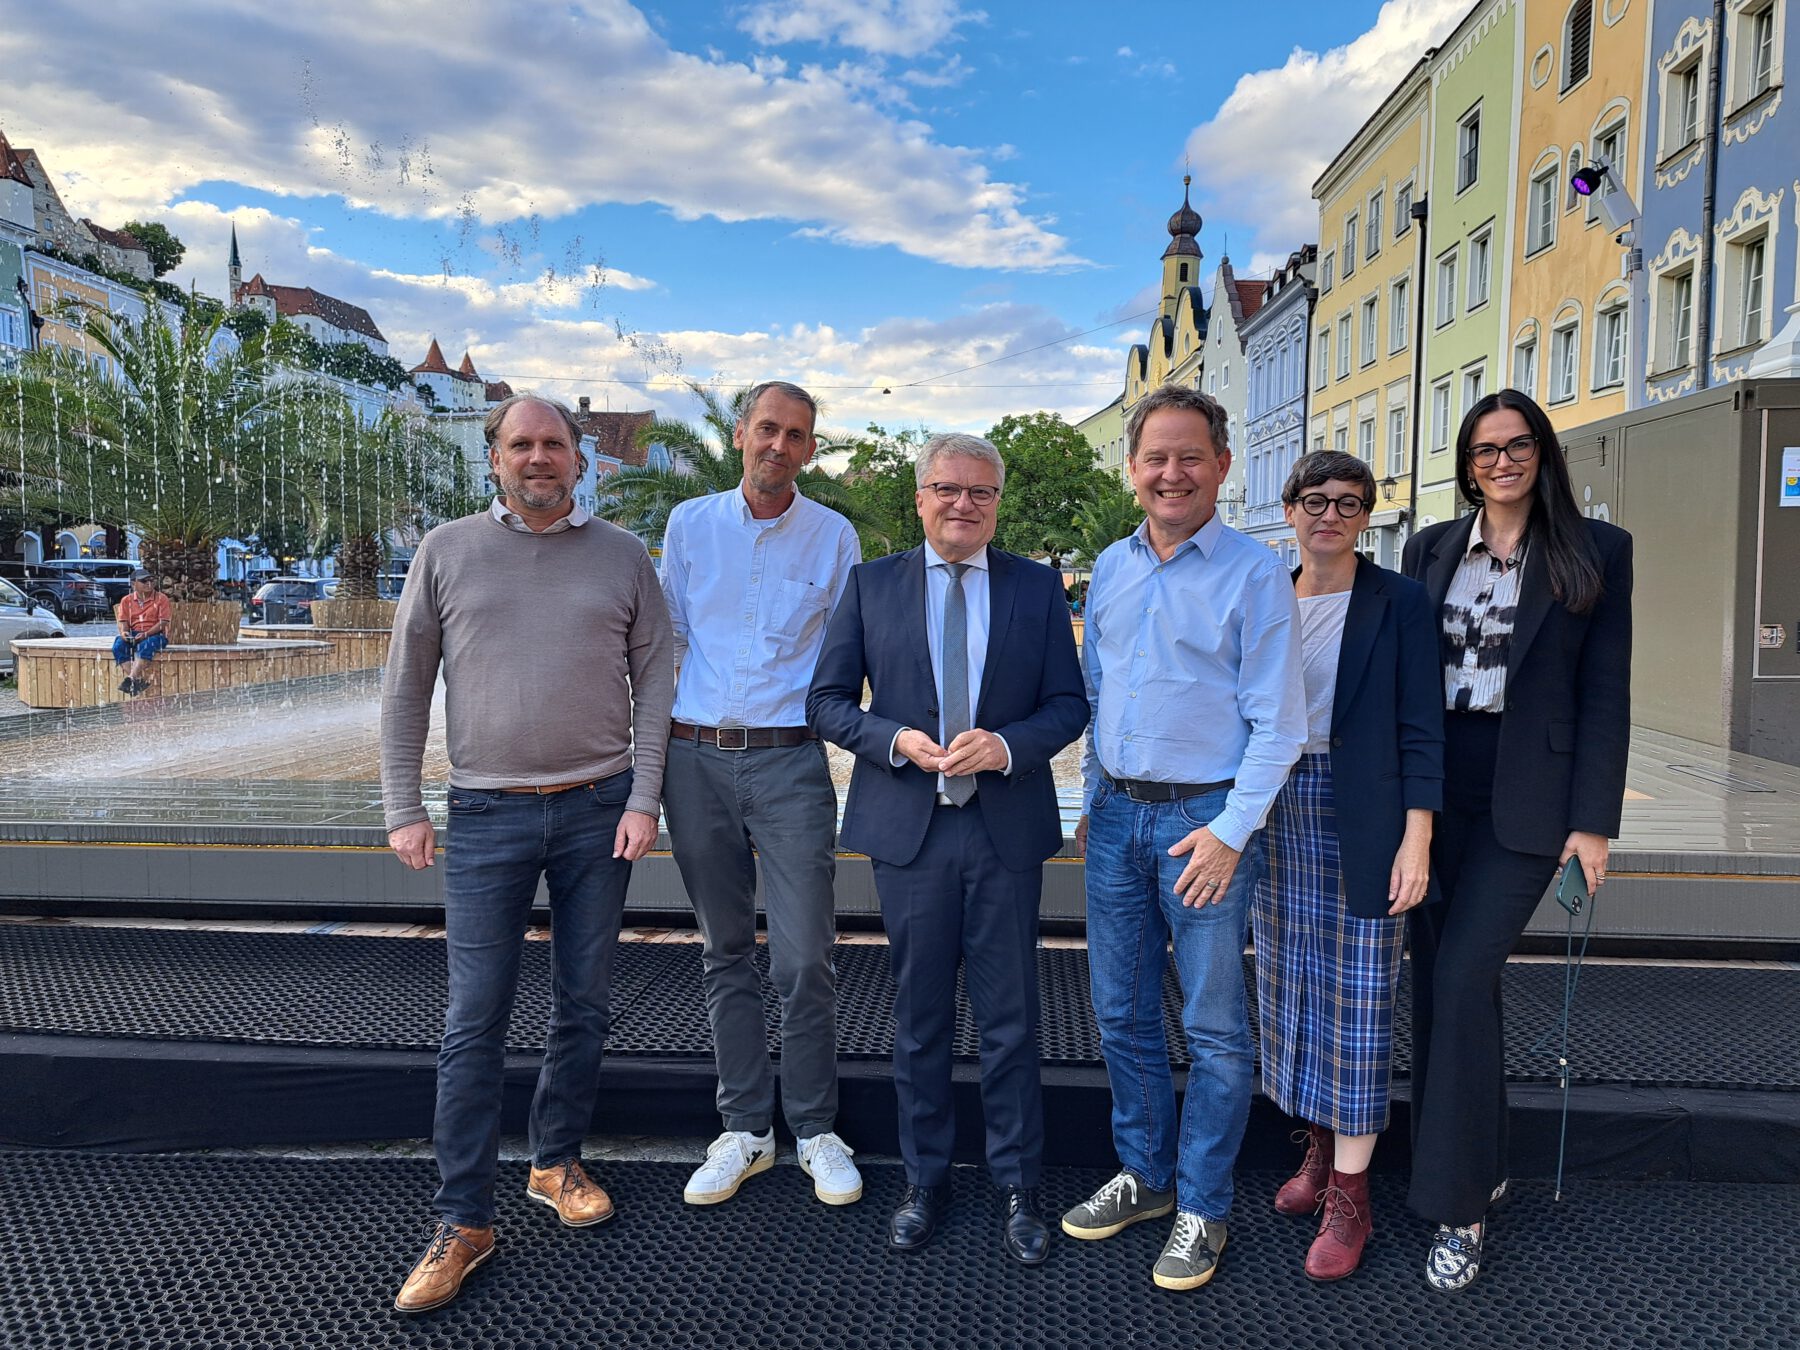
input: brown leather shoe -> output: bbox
[527,1158,616,1227]
[1275,1122,1334,1216]
[1304,1168,1373,1282]
[394,1221,494,1313]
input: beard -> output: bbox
[498,469,573,512]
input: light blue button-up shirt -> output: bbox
[1080,513,1306,852]
[661,484,861,728]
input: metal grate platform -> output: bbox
[1,925,1796,1091]
[0,1153,1792,1350]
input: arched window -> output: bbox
[1563,0,1593,92]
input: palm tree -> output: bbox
[598,381,886,541]
[1,305,336,604]
[1045,479,1144,568]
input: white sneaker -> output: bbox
[797,1131,863,1205]
[683,1130,774,1205]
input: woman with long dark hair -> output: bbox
[1401,388,1632,1292]
[1254,451,1443,1281]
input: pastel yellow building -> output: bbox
[1507,0,1649,431]
[1310,56,1435,567]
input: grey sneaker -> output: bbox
[1061,1169,1176,1240]
[1153,1213,1227,1290]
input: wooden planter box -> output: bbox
[241,625,392,674]
[167,601,245,645]
[10,636,331,708]
[311,598,397,629]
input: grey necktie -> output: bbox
[940,562,975,806]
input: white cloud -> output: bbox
[739,0,985,58]
[161,201,1114,435]
[1116,46,1134,58]
[1183,0,1467,263]
[5,0,1077,272]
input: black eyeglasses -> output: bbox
[921,482,1000,506]
[1294,493,1370,518]
[1468,434,1538,468]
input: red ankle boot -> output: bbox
[1274,1123,1334,1216]
[1304,1168,1373,1281]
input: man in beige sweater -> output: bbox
[382,393,674,1314]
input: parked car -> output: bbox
[248,577,335,625]
[377,573,407,601]
[0,576,68,674]
[0,561,111,621]
[40,558,139,607]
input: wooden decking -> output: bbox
[9,637,332,708]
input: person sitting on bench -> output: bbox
[113,570,170,696]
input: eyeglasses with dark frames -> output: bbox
[1468,434,1538,468]
[1294,493,1370,518]
[921,482,1001,506]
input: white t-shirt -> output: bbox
[1299,591,1353,754]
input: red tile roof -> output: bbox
[81,220,147,254]
[410,338,454,376]
[0,130,32,187]
[573,408,653,468]
[457,351,479,378]
[484,380,514,403]
[237,274,386,342]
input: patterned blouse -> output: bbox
[1441,514,1528,713]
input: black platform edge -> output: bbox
[3,926,1798,1181]
[3,1154,1795,1350]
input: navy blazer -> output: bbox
[806,546,1089,871]
[1403,514,1633,857]
[1296,557,1445,918]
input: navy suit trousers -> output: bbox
[873,802,1044,1188]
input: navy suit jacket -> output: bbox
[1403,514,1633,857]
[806,545,1089,871]
[1298,556,1445,918]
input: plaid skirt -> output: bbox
[1251,753,1405,1136]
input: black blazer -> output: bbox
[806,545,1089,871]
[1296,557,1445,918]
[1402,514,1633,857]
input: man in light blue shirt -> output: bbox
[1061,384,1305,1292]
[658,381,864,1211]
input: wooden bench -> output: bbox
[239,625,392,675]
[9,636,332,708]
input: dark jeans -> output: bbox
[662,738,840,1137]
[1407,713,1558,1226]
[433,771,634,1228]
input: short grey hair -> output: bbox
[741,380,819,432]
[914,432,1006,491]
[1126,383,1230,459]
[483,393,584,452]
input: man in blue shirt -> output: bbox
[659,381,864,1211]
[1062,384,1305,1290]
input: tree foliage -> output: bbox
[119,221,187,278]
[1044,475,1143,566]
[598,381,882,543]
[838,425,928,557]
[982,411,1114,563]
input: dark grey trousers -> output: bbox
[662,736,840,1137]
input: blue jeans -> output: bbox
[433,771,634,1228]
[1083,781,1262,1221]
[113,634,167,664]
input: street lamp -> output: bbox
[1379,475,1398,504]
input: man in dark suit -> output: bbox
[807,432,1089,1264]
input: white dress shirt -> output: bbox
[890,542,1012,789]
[661,485,861,728]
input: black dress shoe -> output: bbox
[889,1183,948,1252]
[1001,1185,1050,1265]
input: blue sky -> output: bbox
[4,0,1469,432]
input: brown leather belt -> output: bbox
[670,720,818,750]
[498,779,599,795]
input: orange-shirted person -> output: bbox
[113,570,171,696]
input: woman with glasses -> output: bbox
[1401,389,1632,1292]
[1252,451,1443,1281]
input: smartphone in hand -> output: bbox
[1554,854,1589,915]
